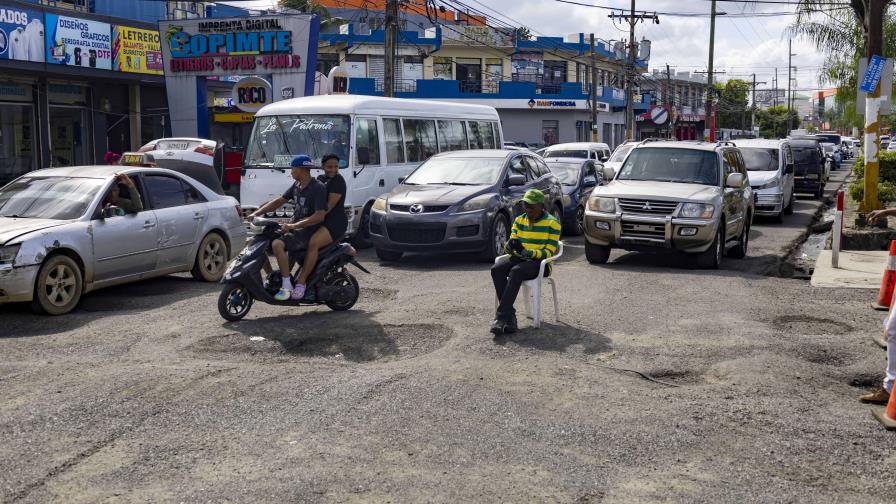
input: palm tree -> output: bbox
[279,0,346,30]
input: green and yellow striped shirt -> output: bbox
[506,211,562,264]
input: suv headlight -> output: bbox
[757,177,780,190]
[587,196,616,213]
[457,194,492,213]
[679,203,715,219]
[372,196,387,212]
[0,244,21,266]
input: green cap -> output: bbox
[522,188,545,205]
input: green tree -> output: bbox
[279,0,344,30]
[516,27,533,41]
[757,105,800,138]
[714,79,751,130]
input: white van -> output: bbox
[541,142,612,162]
[732,138,795,222]
[242,95,503,244]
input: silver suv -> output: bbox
[584,141,754,269]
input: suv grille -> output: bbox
[387,223,447,244]
[389,204,451,213]
[618,198,678,215]
[620,222,665,241]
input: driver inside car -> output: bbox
[102,173,143,214]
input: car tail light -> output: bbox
[194,145,215,156]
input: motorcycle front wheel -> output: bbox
[324,271,360,311]
[218,283,254,321]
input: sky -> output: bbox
[222,0,830,95]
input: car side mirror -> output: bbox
[398,176,406,183]
[599,155,609,162]
[601,166,616,181]
[726,173,745,188]
[785,163,794,174]
[357,147,370,165]
[583,176,597,188]
[507,173,526,186]
[101,206,124,219]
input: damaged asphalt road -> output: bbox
[4,163,894,503]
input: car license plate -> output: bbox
[633,224,654,232]
[164,142,190,151]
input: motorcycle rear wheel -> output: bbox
[218,283,254,321]
[324,271,360,311]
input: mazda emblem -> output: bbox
[409,203,424,214]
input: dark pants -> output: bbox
[491,256,541,322]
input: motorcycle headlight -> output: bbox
[457,195,492,213]
[679,203,715,219]
[757,177,780,190]
[0,244,21,266]
[587,196,615,213]
[372,196,387,212]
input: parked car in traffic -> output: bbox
[882,135,891,151]
[369,150,563,261]
[583,141,754,269]
[732,138,795,222]
[821,142,842,170]
[541,142,612,162]
[603,141,639,179]
[789,138,828,199]
[545,158,604,235]
[0,166,246,314]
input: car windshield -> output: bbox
[739,148,778,171]
[608,144,634,163]
[617,148,719,185]
[544,149,588,159]
[547,163,581,185]
[404,157,505,185]
[0,176,105,219]
[245,114,350,167]
[793,147,818,164]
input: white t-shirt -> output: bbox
[8,27,27,61]
[24,19,44,63]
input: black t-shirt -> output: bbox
[281,178,328,224]
[318,173,348,233]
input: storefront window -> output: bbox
[49,107,90,167]
[0,103,36,186]
[542,120,559,146]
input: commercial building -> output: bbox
[637,68,708,140]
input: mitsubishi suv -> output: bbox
[583,141,754,269]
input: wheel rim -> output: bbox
[203,239,226,274]
[225,287,251,316]
[44,263,76,307]
[494,219,508,256]
[326,274,357,308]
[576,206,585,234]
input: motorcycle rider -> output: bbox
[247,154,327,300]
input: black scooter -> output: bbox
[217,218,369,321]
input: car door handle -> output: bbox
[193,213,205,220]
[143,221,156,229]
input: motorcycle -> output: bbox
[217,217,369,321]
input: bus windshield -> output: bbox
[245,115,351,167]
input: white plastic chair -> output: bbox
[494,241,563,328]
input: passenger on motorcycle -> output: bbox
[247,154,327,301]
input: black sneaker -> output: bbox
[490,319,506,336]
[504,316,518,334]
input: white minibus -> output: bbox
[242,94,503,244]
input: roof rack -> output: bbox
[716,140,737,147]
[640,137,667,143]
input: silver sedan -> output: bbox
[0,165,247,315]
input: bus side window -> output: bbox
[355,118,381,165]
[383,118,405,164]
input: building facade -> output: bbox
[637,68,708,141]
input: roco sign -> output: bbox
[232,76,272,113]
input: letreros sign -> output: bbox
[113,26,163,75]
[232,76,272,113]
[159,16,313,76]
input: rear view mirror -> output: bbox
[726,173,746,188]
[101,206,124,219]
[601,166,616,181]
[507,174,526,186]
[357,147,370,165]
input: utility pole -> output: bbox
[773,67,778,107]
[750,74,766,135]
[862,0,889,211]
[590,33,598,142]
[383,0,398,97]
[787,39,793,126]
[608,3,659,142]
[666,63,673,139]
[705,0,717,141]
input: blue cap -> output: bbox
[290,154,316,168]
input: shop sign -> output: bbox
[48,83,87,105]
[113,26,163,75]
[45,14,112,70]
[159,16,313,77]
[0,82,32,102]
[527,98,577,109]
[214,112,255,123]
[650,105,669,125]
[231,76,272,113]
[0,7,44,62]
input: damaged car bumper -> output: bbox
[0,263,39,303]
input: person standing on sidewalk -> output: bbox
[861,208,896,404]
[490,189,561,336]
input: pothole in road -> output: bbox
[772,315,853,335]
[796,346,854,367]
[189,323,453,363]
[846,372,880,389]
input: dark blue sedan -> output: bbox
[545,158,604,235]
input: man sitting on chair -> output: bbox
[490,188,562,336]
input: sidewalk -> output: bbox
[811,250,888,289]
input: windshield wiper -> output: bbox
[444,182,480,186]
[1,214,30,218]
